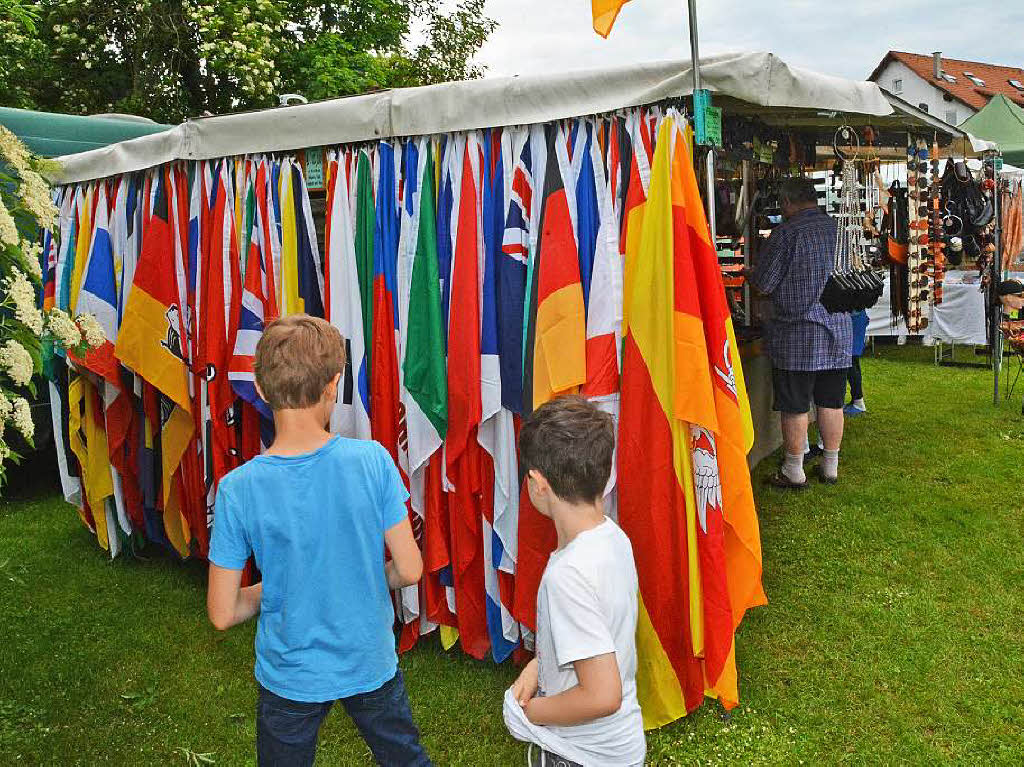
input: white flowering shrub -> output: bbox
[0,126,103,487]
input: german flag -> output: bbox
[513,123,587,630]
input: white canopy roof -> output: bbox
[55,51,899,184]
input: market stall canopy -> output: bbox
[54,51,899,184]
[961,94,1024,166]
[0,107,172,159]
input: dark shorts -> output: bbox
[772,367,850,414]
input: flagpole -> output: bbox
[687,0,701,93]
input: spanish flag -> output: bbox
[677,116,765,708]
[618,116,741,728]
[592,0,631,38]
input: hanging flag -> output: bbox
[592,0,631,38]
[397,140,455,629]
[229,163,278,421]
[370,142,404,456]
[293,162,326,317]
[325,150,371,440]
[198,160,242,495]
[67,374,118,555]
[673,115,764,706]
[350,152,376,381]
[498,128,533,414]
[47,356,82,507]
[514,123,587,630]
[279,159,301,315]
[73,182,121,386]
[478,128,520,661]
[445,133,490,660]
[618,116,734,728]
[115,169,191,413]
[371,140,417,649]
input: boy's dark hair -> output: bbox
[255,314,345,410]
[779,177,818,207]
[518,395,615,504]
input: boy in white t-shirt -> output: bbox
[503,396,645,767]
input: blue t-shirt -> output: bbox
[208,437,409,702]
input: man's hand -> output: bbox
[511,658,539,706]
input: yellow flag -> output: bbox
[592,0,631,38]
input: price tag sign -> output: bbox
[703,105,723,147]
[304,147,325,190]
[693,89,711,145]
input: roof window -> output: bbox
[964,72,985,86]
[941,72,957,83]
[1010,79,1024,91]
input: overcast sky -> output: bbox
[476,0,1023,82]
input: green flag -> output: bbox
[403,145,448,454]
[355,151,376,374]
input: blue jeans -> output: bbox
[256,671,431,766]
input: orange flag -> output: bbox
[592,0,631,38]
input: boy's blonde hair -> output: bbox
[255,314,345,410]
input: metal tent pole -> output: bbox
[993,155,1003,404]
[687,0,701,93]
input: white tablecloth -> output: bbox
[865,270,1019,346]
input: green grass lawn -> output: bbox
[2,344,1023,765]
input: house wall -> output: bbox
[873,60,977,126]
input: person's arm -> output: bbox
[384,516,423,589]
[207,565,263,630]
[205,481,256,631]
[523,653,623,726]
[376,444,421,589]
[751,226,789,296]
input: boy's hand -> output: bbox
[511,658,539,706]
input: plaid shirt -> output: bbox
[753,208,852,371]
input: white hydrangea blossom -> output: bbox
[5,268,43,334]
[0,340,33,387]
[18,169,58,231]
[11,397,33,441]
[47,308,83,349]
[0,389,11,420]
[0,439,9,462]
[77,313,106,348]
[0,195,18,246]
[19,239,43,280]
[0,125,31,173]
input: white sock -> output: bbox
[853,398,866,410]
[821,448,839,479]
[803,436,811,454]
[782,452,806,484]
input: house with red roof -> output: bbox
[869,51,1024,127]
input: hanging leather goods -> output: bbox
[821,160,885,313]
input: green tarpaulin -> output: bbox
[0,107,172,158]
[961,95,1024,167]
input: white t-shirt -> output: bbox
[534,517,645,766]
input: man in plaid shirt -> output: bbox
[751,177,852,487]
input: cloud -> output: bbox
[478,0,1023,82]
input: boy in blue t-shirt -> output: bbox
[207,314,431,767]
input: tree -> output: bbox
[6,0,496,124]
[0,0,48,109]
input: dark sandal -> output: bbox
[768,470,808,490]
[815,466,838,485]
